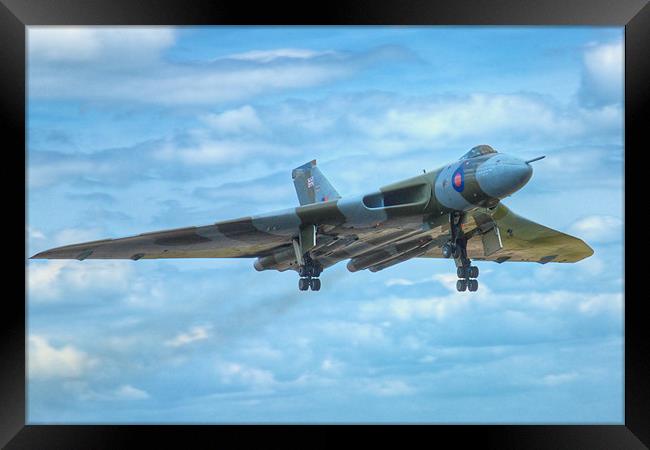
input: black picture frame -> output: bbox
[2,0,647,447]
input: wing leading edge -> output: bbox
[31,202,593,268]
[30,217,292,261]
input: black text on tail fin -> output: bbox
[291,160,341,206]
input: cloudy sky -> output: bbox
[26,26,624,423]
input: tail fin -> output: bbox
[291,160,341,206]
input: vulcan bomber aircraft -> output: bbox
[31,145,593,292]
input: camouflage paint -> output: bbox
[31,147,594,274]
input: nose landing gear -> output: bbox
[443,211,480,292]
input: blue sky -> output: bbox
[26,26,624,423]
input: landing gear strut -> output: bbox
[298,254,322,291]
[443,211,480,292]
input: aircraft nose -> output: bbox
[476,156,533,199]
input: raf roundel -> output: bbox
[452,166,464,192]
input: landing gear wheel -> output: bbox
[297,255,324,291]
[457,267,468,279]
[468,279,479,292]
[442,243,453,259]
[469,266,479,279]
[299,256,322,278]
[456,279,468,292]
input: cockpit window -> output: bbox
[461,145,497,159]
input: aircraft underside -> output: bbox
[30,147,594,293]
[259,210,483,292]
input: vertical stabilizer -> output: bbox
[291,160,341,206]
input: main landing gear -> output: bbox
[298,255,322,291]
[443,211,480,292]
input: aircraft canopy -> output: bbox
[461,145,497,160]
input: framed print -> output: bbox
[1,0,648,447]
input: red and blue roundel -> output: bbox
[452,166,464,192]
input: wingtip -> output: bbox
[574,240,595,262]
[29,249,52,259]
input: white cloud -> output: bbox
[584,42,622,85]
[570,215,622,243]
[347,93,619,144]
[28,261,66,298]
[360,275,490,322]
[114,384,150,400]
[57,382,151,402]
[29,335,96,379]
[577,293,623,316]
[239,343,283,361]
[155,139,296,166]
[29,43,357,105]
[28,28,102,61]
[28,160,101,189]
[195,182,294,204]
[53,227,103,247]
[28,27,175,63]
[29,33,409,106]
[165,325,211,348]
[28,226,46,240]
[577,255,606,276]
[28,260,133,301]
[27,88,623,191]
[366,379,414,397]
[320,357,344,374]
[360,287,621,325]
[385,278,415,287]
[368,295,464,322]
[433,273,464,292]
[226,48,337,63]
[142,64,347,105]
[319,321,386,345]
[216,361,275,388]
[213,92,622,168]
[385,273,494,289]
[579,41,623,107]
[201,105,264,135]
[542,371,579,386]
